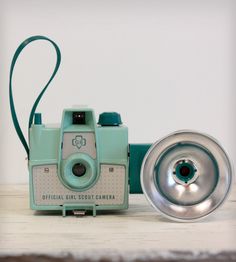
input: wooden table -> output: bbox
[0,185,236,261]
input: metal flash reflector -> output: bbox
[141,131,232,222]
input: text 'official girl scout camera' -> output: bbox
[9,36,233,222]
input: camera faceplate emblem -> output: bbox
[72,135,86,150]
[62,133,96,159]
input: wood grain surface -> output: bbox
[0,185,236,261]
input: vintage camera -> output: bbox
[9,36,233,221]
[29,109,130,216]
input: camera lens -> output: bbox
[72,163,86,177]
[179,166,191,177]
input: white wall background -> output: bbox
[0,0,235,184]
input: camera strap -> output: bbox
[9,35,61,158]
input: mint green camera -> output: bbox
[29,108,129,216]
[10,36,233,221]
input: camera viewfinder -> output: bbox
[73,112,86,125]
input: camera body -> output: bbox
[11,36,233,221]
[29,107,131,216]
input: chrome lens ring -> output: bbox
[141,130,233,222]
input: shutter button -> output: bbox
[98,112,122,126]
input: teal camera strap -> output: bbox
[9,35,61,158]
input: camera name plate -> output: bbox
[32,164,126,206]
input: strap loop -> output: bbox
[9,35,61,158]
